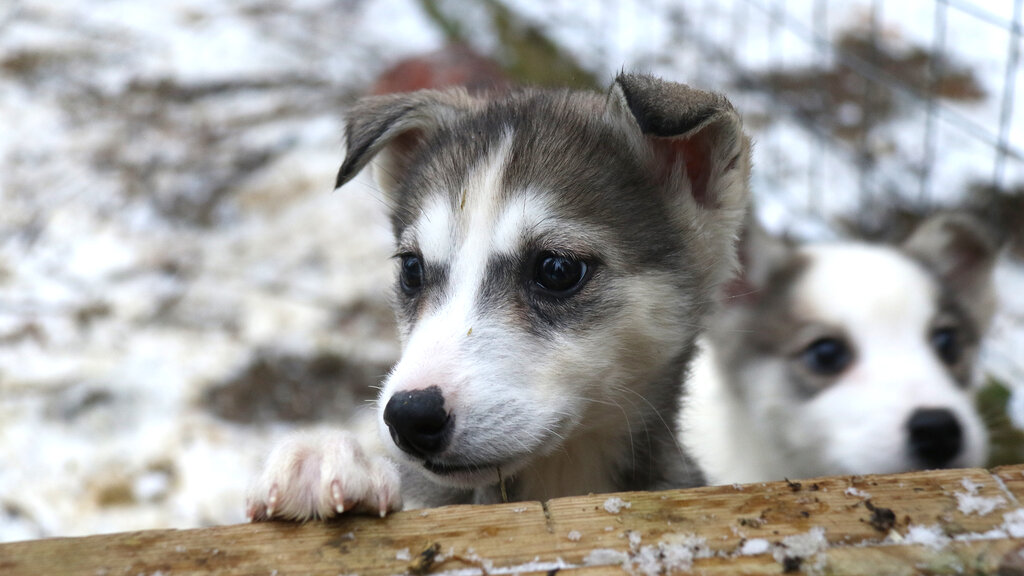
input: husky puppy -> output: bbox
[682,214,998,485]
[245,73,752,521]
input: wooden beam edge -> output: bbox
[2,464,1023,575]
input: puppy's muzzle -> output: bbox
[383,386,453,458]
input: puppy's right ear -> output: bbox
[606,73,751,291]
[335,89,478,199]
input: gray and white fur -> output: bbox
[682,213,998,485]
[246,73,751,520]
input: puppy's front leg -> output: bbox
[246,429,402,521]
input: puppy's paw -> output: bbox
[246,429,402,522]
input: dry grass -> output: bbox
[744,28,985,143]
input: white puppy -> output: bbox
[684,213,997,484]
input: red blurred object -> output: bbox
[371,44,510,95]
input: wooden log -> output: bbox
[4,465,1024,575]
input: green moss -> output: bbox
[417,0,599,90]
[977,377,1024,467]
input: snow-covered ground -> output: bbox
[0,0,433,542]
[1,0,1021,542]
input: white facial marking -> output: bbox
[795,245,938,346]
[389,135,516,394]
[446,135,516,322]
[491,192,551,257]
[415,195,454,265]
[795,244,943,391]
[381,134,564,482]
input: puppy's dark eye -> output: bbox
[801,337,853,376]
[931,327,961,366]
[533,252,589,297]
[399,254,424,295]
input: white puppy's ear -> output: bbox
[902,212,1002,327]
[720,211,795,305]
[335,89,480,200]
[607,73,751,287]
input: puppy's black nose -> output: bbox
[907,408,962,468]
[383,386,452,458]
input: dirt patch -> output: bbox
[89,460,177,508]
[201,350,388,424]
[864,500,897,532]
[67,72,359,228]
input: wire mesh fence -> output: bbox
[631,0,1024,388]
[665,0,1023,238]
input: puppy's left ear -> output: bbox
[608,73,751,287]
[720,209,795,305]
[902,212,1002,328]
[335,89,479,200]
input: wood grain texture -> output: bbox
[4,465,1024,575]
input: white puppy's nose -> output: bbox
[907,408,962,468]
[383,386,453,457]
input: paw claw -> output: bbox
[331,480,345,513]
[246,499,268,522]
[266,484,280,518]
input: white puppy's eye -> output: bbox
[930,327,961,366]
[399,254,424,295]
[800,337,853,376]
[532,251,590,297]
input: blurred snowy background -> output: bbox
[1,0,1022,541]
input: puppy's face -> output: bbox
[736,244,989,476]
[381,131,693,487]
[336,76,750,488]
